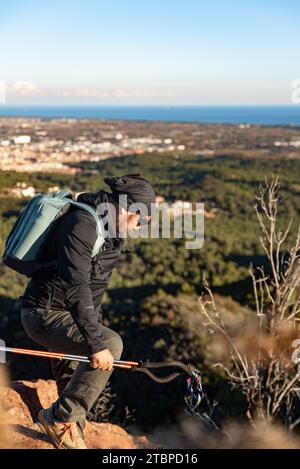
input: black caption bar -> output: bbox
[1,449,300,466]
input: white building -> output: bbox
[13,135,31,145]
[21,186,36,198]
[48,186,60,193]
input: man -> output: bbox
[20,174,156,449]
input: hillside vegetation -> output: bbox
[0,151,299,430]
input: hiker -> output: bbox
[19,174,156,449]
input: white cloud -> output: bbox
[8,80,43,96]
[6,81,170,101]
[58,86,167,100]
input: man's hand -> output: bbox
[90,349,114,371]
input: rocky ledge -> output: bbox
[0,378,153,449]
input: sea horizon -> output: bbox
[0,105,299,126]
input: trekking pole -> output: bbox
[0,345,193,377]
[0,345,204,415]
[0,345,138,369]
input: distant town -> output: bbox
[0,118,188,173]
[1,117,300,175]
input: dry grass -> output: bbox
[199,177,300,427]
[149,416,300,449]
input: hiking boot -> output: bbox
[37,408,87,449]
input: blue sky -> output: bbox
[0,0,299,105]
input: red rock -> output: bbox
[11,379,58,420]
[86,421,139,449]
[0,379,154,449]
[6,423,54,449]
[0,386,32,426]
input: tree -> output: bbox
[199,177,300,428]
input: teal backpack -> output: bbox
[2,190,105,277]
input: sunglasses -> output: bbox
[137,212,150,226]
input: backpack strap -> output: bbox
[38,199,105,274]
[56,190,73,199]
[44,199,105,311]
[68,200,105,258]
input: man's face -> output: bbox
[117,209,151,235]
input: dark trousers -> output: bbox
[21,307,123,436]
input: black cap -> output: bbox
[104,174,156,214]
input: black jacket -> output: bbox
[20,190,124,354]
